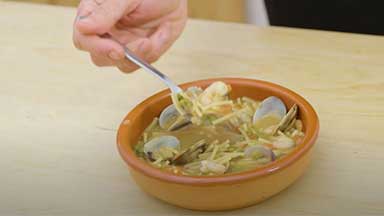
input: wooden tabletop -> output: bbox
[1,1,384,215]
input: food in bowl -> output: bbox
[134,81,304,176]
[118,78,319,210]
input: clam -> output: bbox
[276,104,298,132]
[244,146,276,161]
[143,136,181,161]
[253,96,287,123]
[253,96,299,135]
[159,104,190,131]
[159,86,205,131]
[172,140,207,165]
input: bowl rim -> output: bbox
[117,77,319,186]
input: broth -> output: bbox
[134,82,304,176]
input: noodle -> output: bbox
[135,81,303,176]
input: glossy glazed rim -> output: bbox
[117,78,319,186]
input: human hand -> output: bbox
[73,0,187,73]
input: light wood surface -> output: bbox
[1,1,384,215]
[15,0,246,22]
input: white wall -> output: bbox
[246,0,269,26]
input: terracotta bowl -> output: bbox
[117,78,319,211]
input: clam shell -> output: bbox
[159,104,190,131]
[253,96,287,123]
[172,140,207,165]
[199,81,231,106]
[277,104,298,132]
[244,146,276,161]
[143,135,180,155]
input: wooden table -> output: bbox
[1,1,383,215]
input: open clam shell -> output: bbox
[159,104,190,131]
[244,146,276,161]
[253,96,287,123]
[276,104,298,132]
[172,140,207,165]
[143,136,181,160]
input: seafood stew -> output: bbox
[134,81,304,176]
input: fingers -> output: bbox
[116,38,153,73]
[77,0,97,18]
[73,0,150,73]
[73,20,153,72]
[116,21,177,70]
[90,54,115,67]
[140,0,187,63]
[119,0,181,27]
[73,0,186,73]
[73,0,127,62]
[78,36,153,73]
[73,28,125,61]
[76,0,141,35]
[146,22,174,62]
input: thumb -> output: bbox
[76,0,141,35]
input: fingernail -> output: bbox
[78,15,88,20]
[77,12,92,21]
[109,51,122,61]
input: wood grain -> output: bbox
[1,1,383,215]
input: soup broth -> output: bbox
[134,82,304,176]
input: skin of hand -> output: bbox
[73,0,187,73]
